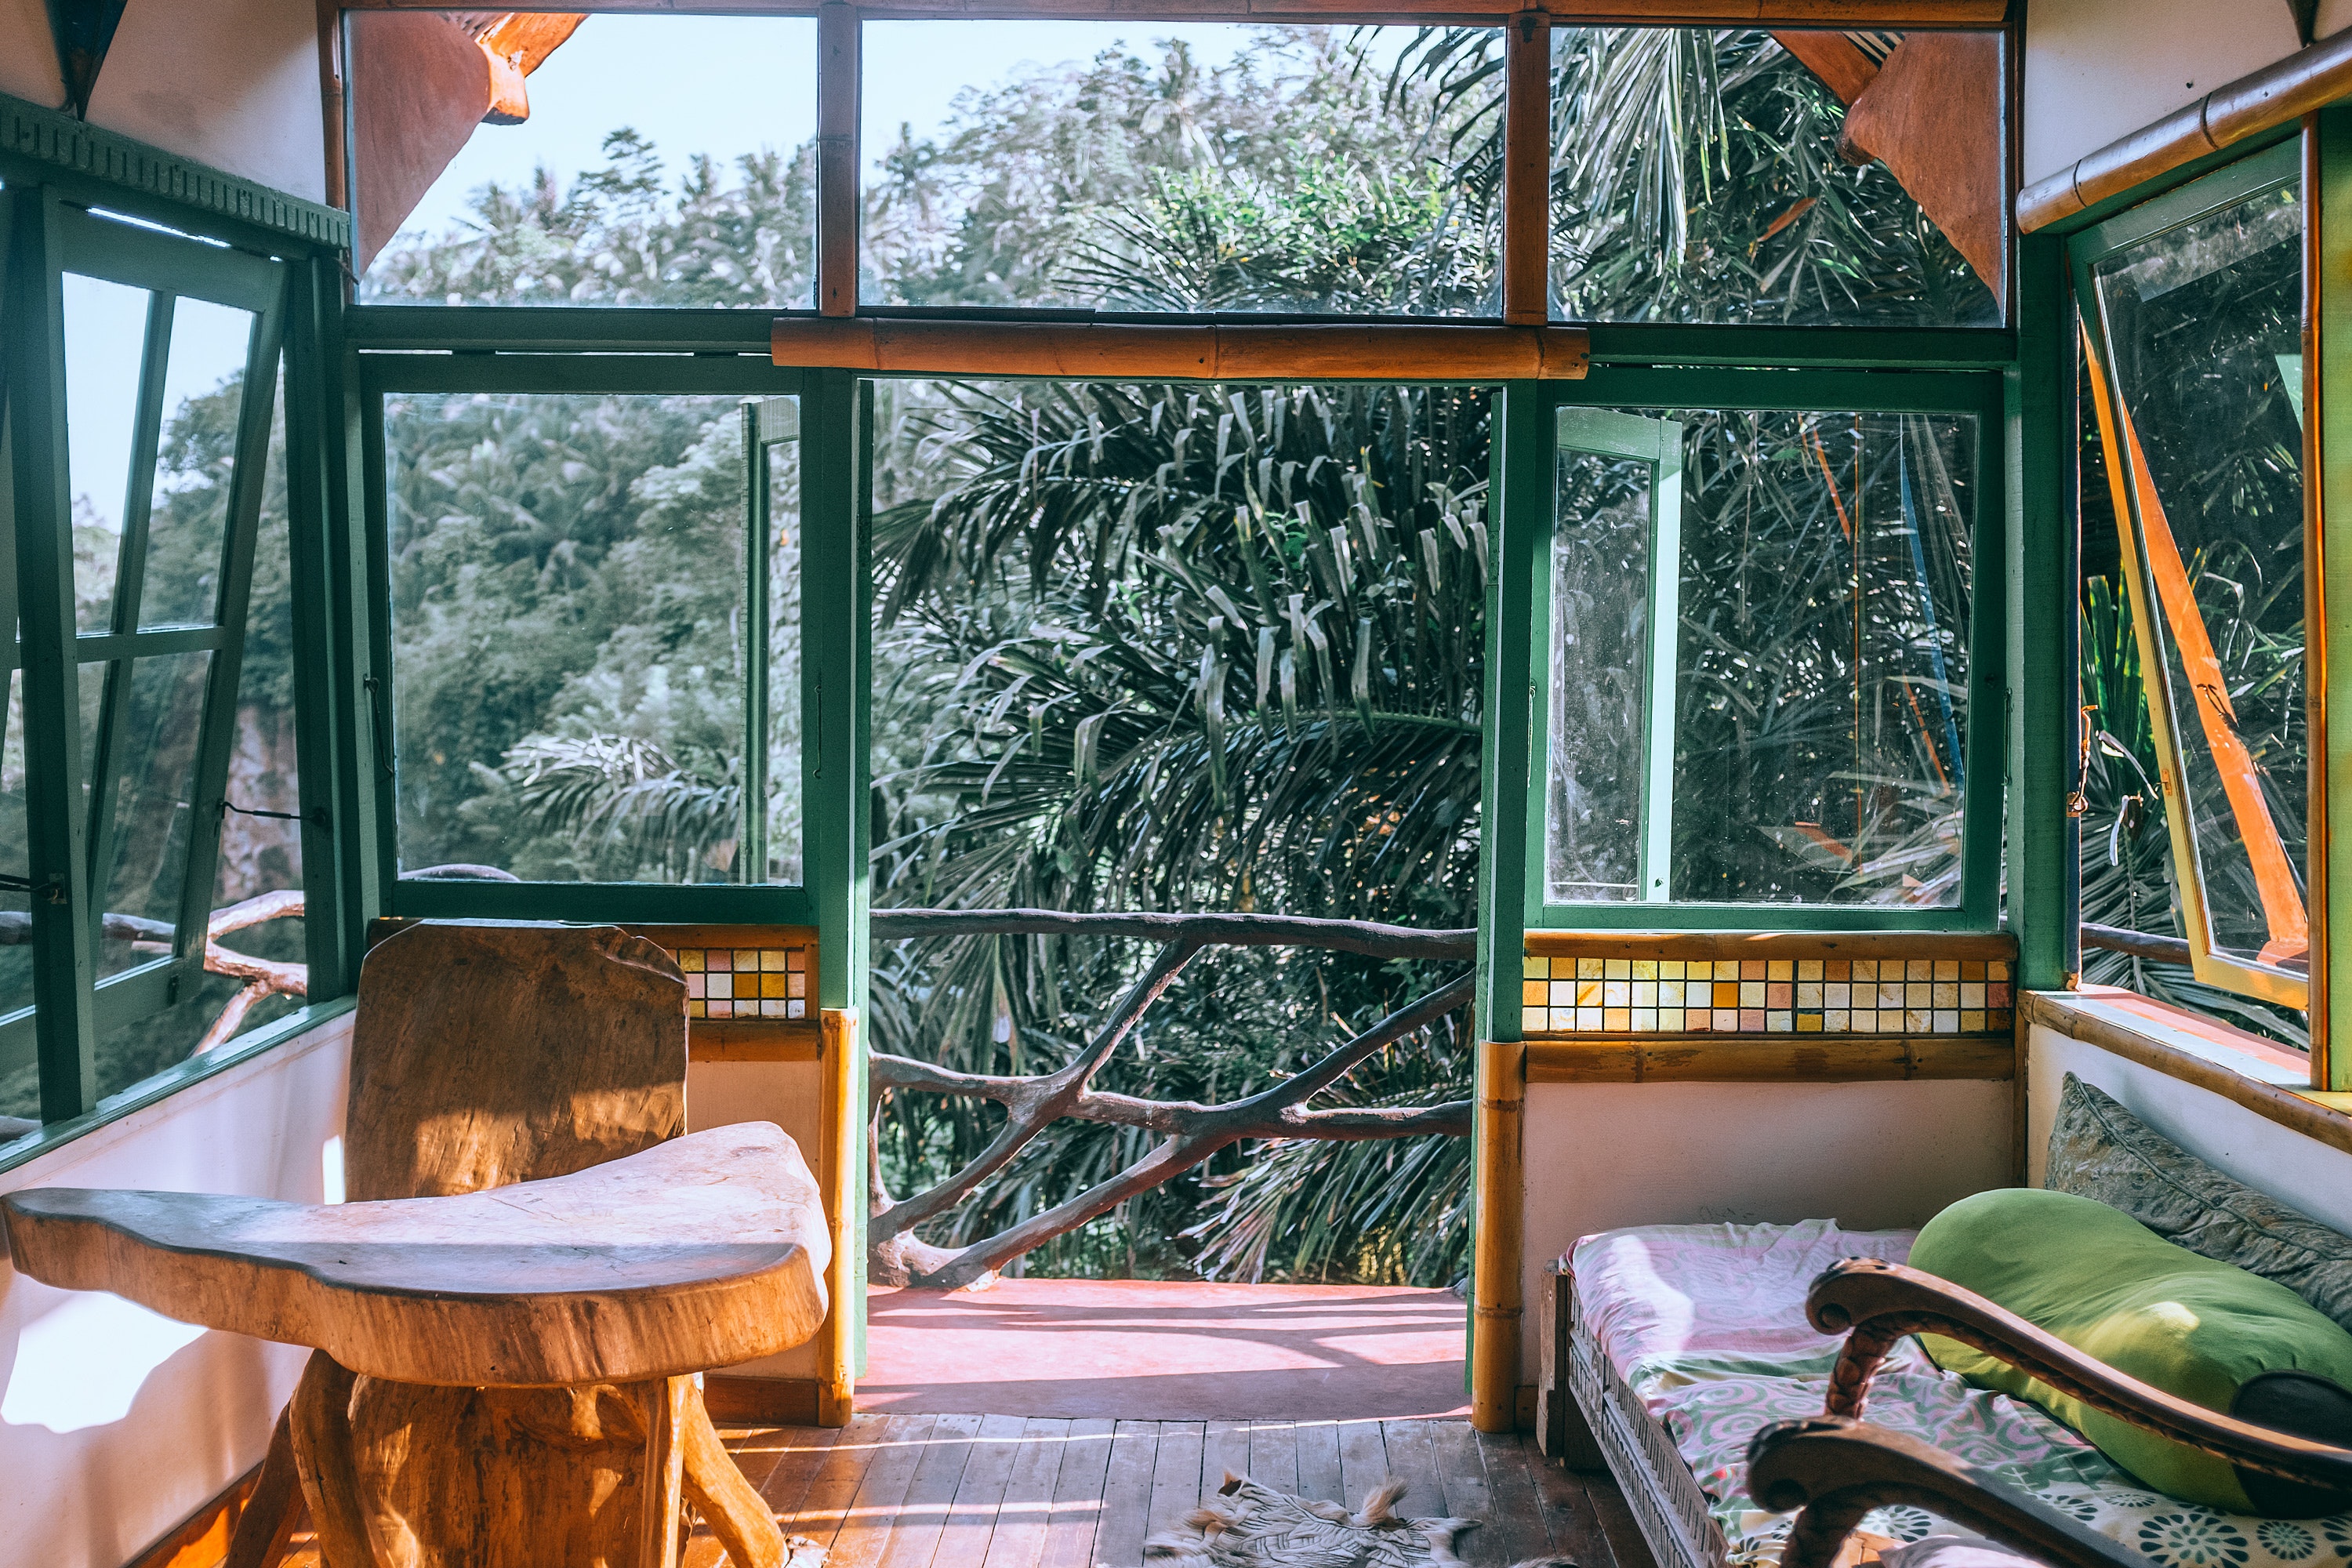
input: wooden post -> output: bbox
[1472,1033,1524,1432]
[1503,11,1551,326]
[817,1,858,317]
[820,1005,861,1425]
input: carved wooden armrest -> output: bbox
[1806,1258,2352,1494]
[1748,1416,2152,1568]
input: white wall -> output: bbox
[0,1011,352,1568]
[2024,1021,2352,1234]
[2024,0,2352,186]
[1518,1076,2015,1371]
[83,0,327,203]
[0,0,64,109]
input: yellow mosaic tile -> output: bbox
[1519,950,2012,1037]
[668,944,811,1021]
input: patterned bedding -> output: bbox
[1568,1220,2352,1568]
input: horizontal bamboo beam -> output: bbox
[772,317,1591,379]
[1523,1033,2015,1083]
[339,2,2005,24]
[2021,27,2352,231]
[1521,929,2017,960]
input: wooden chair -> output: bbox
[1749,1259,2352,1568]
[1,920,829,1568]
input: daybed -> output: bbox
[1540,1075,2352,1568]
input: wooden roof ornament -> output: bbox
[2,921,827,1568]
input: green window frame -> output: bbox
[1514,367,2008,935]
[1,169,361,1149]
[358,350,822,926]
[2069,137,2311,1016]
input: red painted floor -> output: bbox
[855,1279,1470,1420]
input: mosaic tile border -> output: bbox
[1519,954,2012,1037]
[671,946,810,1020]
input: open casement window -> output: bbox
[2072,141,2310,1011]
[365,356,812,921]
[0,200,290,1107]
[1525,370,2002,932]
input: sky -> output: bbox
[394,14,1288,241]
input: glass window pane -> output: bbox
[1545,406,1976,906]
[352,13,818,308]
[1548,30,2001,327]
[62,272,151,631]
[1548,443,1654,903]
[2091,175,2307,978]
[860,23,1501,314]
[390,390,808,885]
[91,652,212,985]
[137,298,257,629]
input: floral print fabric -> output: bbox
[1566,1221,2352,1568]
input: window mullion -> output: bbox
[3,183,99,1120]
[1639,429,1683,903]
[85,291,176,914]
[167,292,289,973]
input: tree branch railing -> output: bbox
[868,908,1475,1290]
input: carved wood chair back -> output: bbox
[347,920,688,1203]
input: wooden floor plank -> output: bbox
[1091,1421,1163,1568]
[1428,1421,1492,1525]
[1335,1418,1391,1512]
[1526,1432,1623,1568]
[1037,1418,1116,1568]
[1247,1420,1300,1498]
[753,1422,845,1526]
[877,1412,985,1568]
[1293,1421,1345,1506]
[1585,1471,1657,1568]
[932,1414,1026,1568]
[826,1414,941,1568]
[1380,1420,1448,1523]
[979,1417,1072,1568]
[1468,1429,1554,1568]
[1144,1421,1207,1545]
[782,1414,891,1548]
[1203,1419,1252,1496]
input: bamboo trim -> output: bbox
[818,1,858,317]
[1520,929,2016,960]
[2021,989,2352,1159]
[1471,1033,1524,1434]
[771,316,1592,378]
[1523,1033,2015,1083]
[2307,114,2332,1091]
[687,1025,823,1062]
[1502,10,1551,325]
[818,1005,860,1426]
[2020,28,2352,232]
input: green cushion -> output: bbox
[1911,1188,2352,1515]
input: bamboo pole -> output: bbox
[817,1,858,317]
[1470,1031,1523,1433]
[818,1006,860,1425]
[770,318,1592,379]
[1502,10,1550,325]
[1521,1033,2016,1083]
[2020,27,2352,231]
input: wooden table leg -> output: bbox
[639,1376,693,1568]
[224,1404,304,1568]
[289,1352,374,1567]
[681,1377,789,1568]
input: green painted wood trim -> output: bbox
[804,369,869,1016]
[344,307,782,355]
[1584,323,2016,369]
[5,183,96,1120]
[2007,231,2078,993]
[2320,111,2352,1091]
[1479,383,1544,1042]
[0,997,357,1179]
[359,355,808,397]
[0,91,348,252]
[387,877,819,925]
